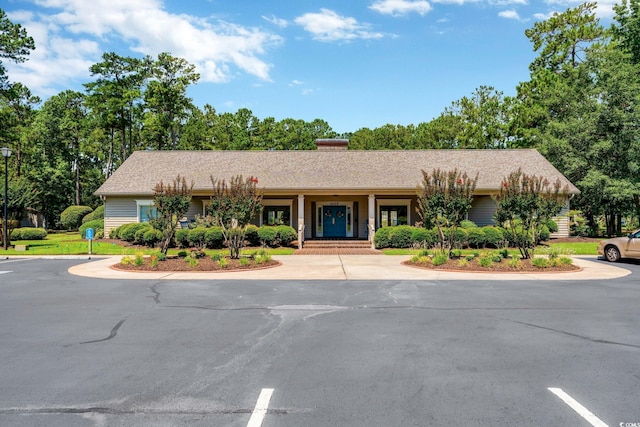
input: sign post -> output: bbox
[86,228,94,255]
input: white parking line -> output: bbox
[548,388,608,427]
[0,271,10,275]
[247,388,274,427]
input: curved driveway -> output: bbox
[68,254,631,281]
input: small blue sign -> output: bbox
[86,228,95,240]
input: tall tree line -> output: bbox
[1,2,640,234]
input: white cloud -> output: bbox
[542,0,616,18]
[263,15,288,28]
[489,0,527,5]
[5,0,282,97]
[498,10,522,20]
[369,0,432,16]
[295,9,384,42]
[431,0,480,4]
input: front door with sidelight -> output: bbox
[322,206,347,237]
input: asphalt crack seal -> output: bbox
[80,318,127,344]
[512,319,640,349]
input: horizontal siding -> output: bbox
[551,202,571,238]
[104,198,137,235]
[468,196,496,226]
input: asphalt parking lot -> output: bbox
[0,257,639,426]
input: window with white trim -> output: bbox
[136,200,157,223]
[377,199,411,228]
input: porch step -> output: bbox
[302,240,372,249]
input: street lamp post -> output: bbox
[1,147,12,251]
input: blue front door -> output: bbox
[323,206,347,237]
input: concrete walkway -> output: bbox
[67,255,632,281]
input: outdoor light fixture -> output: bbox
[1,147,12,251]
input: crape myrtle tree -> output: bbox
[208,175,263,259]
[150,175,194,255]
[493,168,568,259]
[417,169,478,257]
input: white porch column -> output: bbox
[368,194,376,249]
[297,194,305,249]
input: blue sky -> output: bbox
[4,0,616,134]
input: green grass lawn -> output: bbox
[382,240,602,256]
[2,232,599,257]
[1,232,296,256]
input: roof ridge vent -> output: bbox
[316,138,349,150]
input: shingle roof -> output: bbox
[94,149,579,196]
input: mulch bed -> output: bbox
[112,256,281,272]
[404,257,581,273]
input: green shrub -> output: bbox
[532,257,549,268]
[374,226,392,248]
[245,224,260,246]
[276,225,297,247]
[557,256,573,266]
[175,228,190,248]
[188,227,208,248]
[482,226,505,248]
[120,223,151,242]
[537,225,551,243]
[451,227,468,248]
[154,251,167,261]
[211,252,224,262]
[460,220,477,229]
[143,229,162,247]
[547,219,559,233]
[258,226,278,247]
[466,227,486,248]
[239,257,250,266]
[82,205,105,224]
[388,225,414,248]
[478,256,493,268]
[205,227,225,249]
[432,252,449,266]
[134,228,148,244]
[134,252,145,266]
[509,256,523,269]
[411,227,438,248]
[458,258,468,267]
[255,249,272,264]
[79,219,104,239]
[60,205,94,230]
[10,227,48,240]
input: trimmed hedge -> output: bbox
[187,227,208,248]
[411,227,438,248]
[79,219,104,239]
[389,225,414,248]
[10,227,47,240]
[205,227,225,248]
[276,225,297,247]
[245,224,260,246]
[82,205,105,224]
[466,227,486,248]
[481,226,504,248]
[175,228,190,248]
[257,226,278,247]
[60,205,93,230]
[143,229,162,247]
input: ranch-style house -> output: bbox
[95,139,579,248]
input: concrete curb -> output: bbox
[64,255,632,281]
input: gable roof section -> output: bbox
[95,149,579,196]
